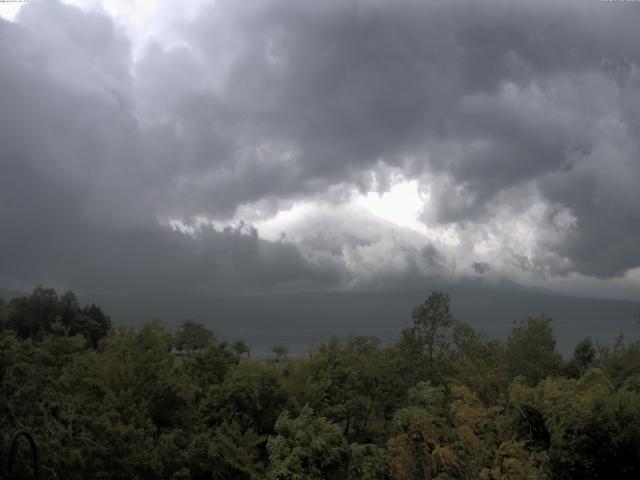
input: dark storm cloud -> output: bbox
[168,0,640,277]
[472,263,491,276]
[0,2,337,292]
[1,0,640,293]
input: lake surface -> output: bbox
[221,320,640,358]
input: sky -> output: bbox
[1,0,640,301]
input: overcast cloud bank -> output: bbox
[1,0,639,299]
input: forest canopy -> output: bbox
[1,288,640,479]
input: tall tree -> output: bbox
[266,406,350,480]
[401,292,456,362]
[174,319,216,352]
[506,315,563,385]
[565,337,596,378]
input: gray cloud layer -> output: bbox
[1,0,639,294]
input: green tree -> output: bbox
[511,368,640,479]
[388,381,460,479]
[174,319,216,352]
[400,292,456,362]
[348,443,390,480]
[285,337,389,438]
[3,288,111,347]
[266,406,350,480]
[203,362,287,435]
[232,340,251,358]
[208,422,265,479]
[505,315,563,385]
[272,344,289,362]
[565,337,596,378]
[452,322,507,404]
[78,303,112,347]
[597,336,640,387]
[7,286,60,340]
[0,297,11,331]
[182,341,239,390]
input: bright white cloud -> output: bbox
[0,1,25,20]
[355,178,427,234]
[61,0,207,58]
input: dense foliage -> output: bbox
[1,288,640,479]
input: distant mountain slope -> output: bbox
[81,283,640,355]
